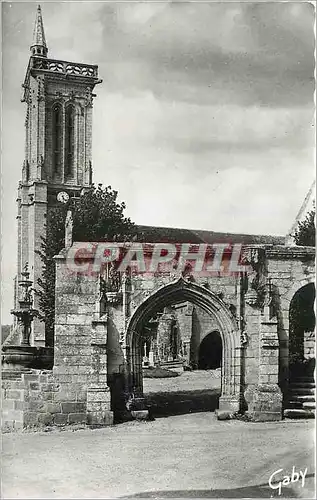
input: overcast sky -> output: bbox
[1,0,315,323]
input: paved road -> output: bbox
[2,413,315,499]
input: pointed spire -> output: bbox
[30,5,48,58]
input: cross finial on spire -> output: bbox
[30,5,48,57]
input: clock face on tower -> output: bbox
[57,191,69,204]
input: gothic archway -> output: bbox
[125,277,242,412]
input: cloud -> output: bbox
[94,92,314,168]
[1,1,315,323]
[92,91,314,237]
[97,1,314,107]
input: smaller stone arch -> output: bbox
[288,282,315,380]
[198,331,222,370]
[282,275,315,310]
[276,278,315,395]
[125,277,242,412]
[279,276,315,334]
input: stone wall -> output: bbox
[174,303,192,364]
[2,251,113,432]
[53,253,113,426]
[156,308,175,360]
[243,303,261,387]
[2,370,86,432]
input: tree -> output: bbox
[293,208,315,247]
[37,184,137,346]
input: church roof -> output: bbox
[134,224,285,245]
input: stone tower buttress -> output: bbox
[16,5,101,346]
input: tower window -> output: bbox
[65,105,75,177]
[52,104,62,174]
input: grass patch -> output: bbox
[143,366,179,379]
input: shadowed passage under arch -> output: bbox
[125,278,240,413]
[198,331,222,370]
[289,282,315,379]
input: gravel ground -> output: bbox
[143,369,221,394]
[2,413,315,499]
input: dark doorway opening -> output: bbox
[198,331,222,370]
[289,283,315,379]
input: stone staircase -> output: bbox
[284,376,316,419]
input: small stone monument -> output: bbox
[2,263,39,371]
[65,210,73,249]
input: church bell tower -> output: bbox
[16,5,101,345]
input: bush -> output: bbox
[293,209,315,246]
[143,366,179,378]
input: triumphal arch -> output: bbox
[47,238,314,426]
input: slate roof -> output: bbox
[134,225,285,245]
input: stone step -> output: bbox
[302,401,316,410]
[131,410,149,421]
[289,382,315,387]
[291,377,315,384]
[288,386,316,394]
[290,382,315,389]
[291,394,315,402]
[289,387,315,395]
[284,408,315,419]
[287,400,316,410]
[287,401,306,409]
